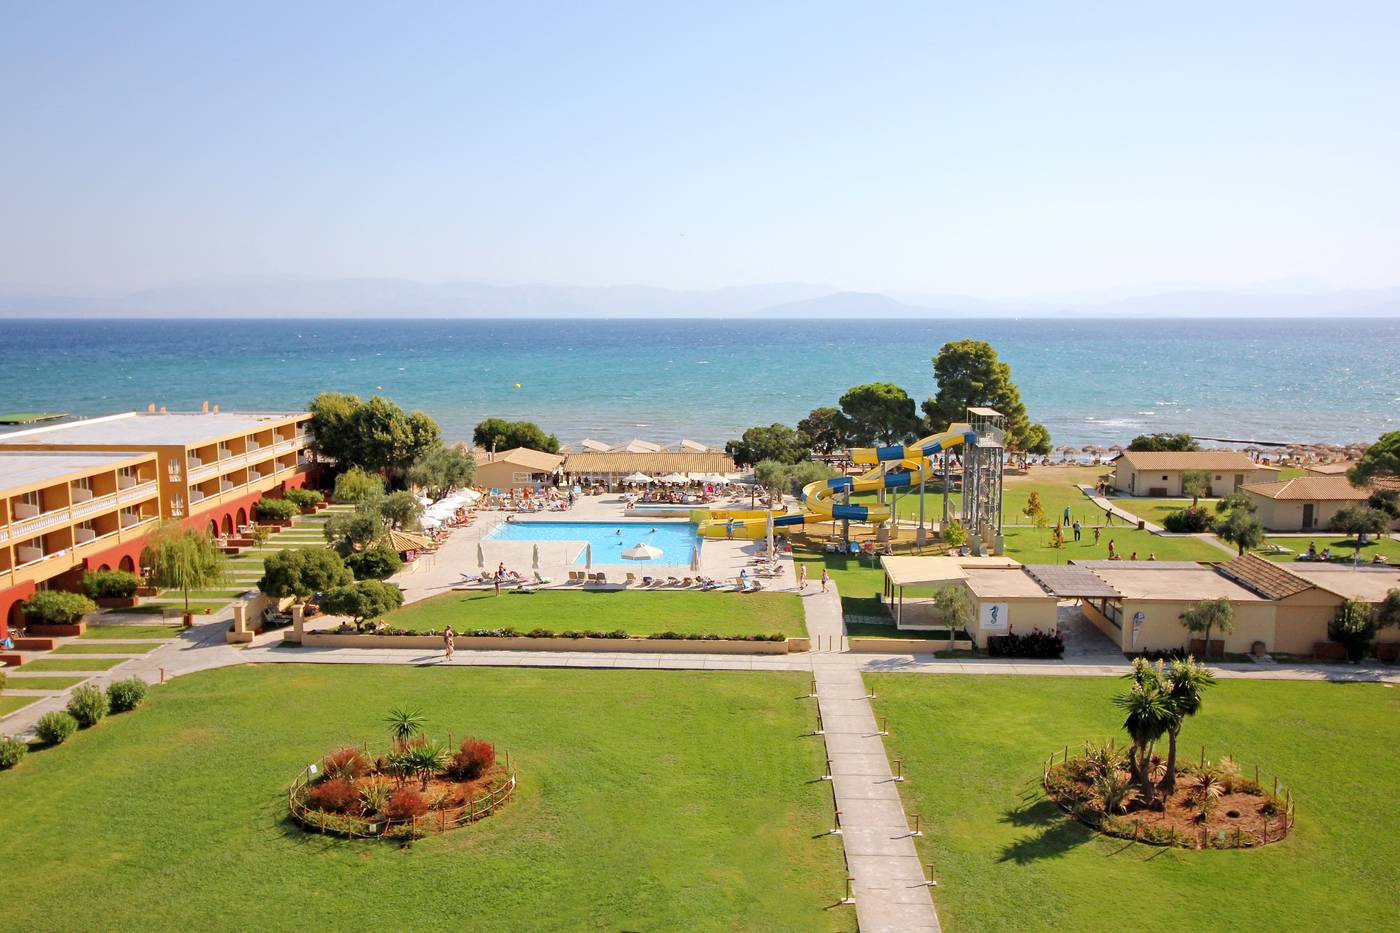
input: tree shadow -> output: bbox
[996,794,1095,864]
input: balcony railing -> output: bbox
[117,480,159,505]
[71,492,118,520]
[6,507,76,540]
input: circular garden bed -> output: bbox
[290,734,515,839]
[1043,743,1294,849]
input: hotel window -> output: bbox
[171,494,185,516]
[170,457,184,475]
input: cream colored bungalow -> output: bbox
[1112,451,1277,497]
[879,555,1059,647]
[1240,475,1388,532]
[474,447,564,492]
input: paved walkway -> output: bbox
[805,584,940,932]
[1076,485,1235,555]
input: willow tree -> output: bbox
[141,523,227,621]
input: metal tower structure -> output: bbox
[961,407,1006,553]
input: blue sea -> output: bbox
[1,318,1397,448]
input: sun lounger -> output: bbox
[595,572,608,585]
[625,572,638,586]
[533,571,554,585]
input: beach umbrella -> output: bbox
[766,511,775,563]
[623,472,653,484]
[585,542,592,569]
[621,542,663,561]
[477,542,484,569]
[532,543,540,570]
[660,472,689,484]
[699,473,728,485]
[690,545,700,572]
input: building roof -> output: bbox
[576,438,612,452]
[1081,561,1264,601]
[387,529,437,553]
[963,567,1056,599]
[1285,565,1400,603]
[478,447,564,472]
[1116,450,1269,472]
[1241,476,1370,501]
[562,450,737,475]
[0,450,155,493]
[1215,553,1315,600]
[1305,462,1355,476]
[0,410,307,448]
[880,555,1021,587]
[614,438,662,453]
[671,439,710,452]
[1023,563,1121,599]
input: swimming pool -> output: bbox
[485,521,701,565]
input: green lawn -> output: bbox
[1000,526,1225,564]
[1003,467,1106,528]
[869,674,1400,932]
[80,624,183,639]
[51,643,159,655]
[1256,535,1400,564]
[2,675,88,690]
[0,664,851,931]
[380,590,807,637]
[0,695,41,716]
[16,658,127,673]
[845,620,953,640]
[117,601,228,615]
[1109,496,1219,526]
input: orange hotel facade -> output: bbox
[0,409,313,636]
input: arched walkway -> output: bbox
[236,507,247,529]
[119,554,136,573]
[221,513,234,536]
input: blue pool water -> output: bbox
[486,521,700,565]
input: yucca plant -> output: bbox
[402,740,449,791]
[1092,769,1141,815]
[384,706,426,749]
[359,778,392,816]
[1080,739,1125,779]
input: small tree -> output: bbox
[142,524,227,617]
[782,461,838,497]
[1022,491,1047,538]
[1378,588,1400,632]
[258,548,353,600]
[1160,658,1216,793]
[1215,491,1256,514]
[384,706,426,748]
[333,466,385,504]
[319,580,403,631]
[323,509,385,552]
[1329,599,1377,661]
[1181,470,1211,506]
[1049,521,1066,557]
[23,590,97,626]
[346,544,403,581]
[406,445,476,500]
[1179,597,1234,657]
[753,459,790,496]
[378,490,424,531]
[1114,659,1175,803]
[931,583,972,650]
[1330,505,1391,552]
[941,519,968,549]
[1367,488,1400,519]
[1216,506,1265,556]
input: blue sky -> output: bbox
[2,1,1397,297]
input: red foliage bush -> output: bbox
[386,787,431,821]
[307,778,360,814]
[322,746,370,781]
[448,737,496,781]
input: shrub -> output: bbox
[333,466,385,504]
[1163,506,1213,533]
[319,580,404,630]
[283,487,324,510]
[323,746,371,781]
[254,496,300,522]
[1329,599,1378,661]
[35,711,79,745]
[360,778,392,815]
[385,787,431,820]
[987,628,1064,659]
[346,544,403,581]
[259,547,352,598]
[67,685,110,727]
[447,737,496,781]
[23,589,97,626]
[83,569,140,599]
[106,677,148,713]
[0,669,5,691]
[0,736,27,770]
[307,777,360,814]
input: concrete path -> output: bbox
[1077,485,1236,555]
[805,583,940,932]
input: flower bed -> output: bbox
[1042,742,1295,849]
[289,734,515,840]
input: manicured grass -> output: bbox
[380,590,807,637]
[51,643,159,655]
[1003,466,1106,528]
[124,601,228,614]
[1000,526,1224,564]
[16,658,127,673]
[0,664,851,931]
[2,675,88,690]
[80,624,183,639]
[1256,535,1400,564]
[845,620,952,640]
[1109,496,1218,526]
[869,674,1400,932]
[0,695,41,715]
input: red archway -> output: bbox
[119,555,135,572]
[208,519,220,537]
[221,513,234,536]
[236,507,247,529]
[98,563,111,572]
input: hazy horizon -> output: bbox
[3,3,1398,305]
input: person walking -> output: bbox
[1093,526,1101,545]
[798,563,808,591]
[1103,506,1114,526]
[1063,505,1072,527]
[443,625,456,659]
[820,567,830,593]
[1107,538,1117,559]
[1072,519,1081,541]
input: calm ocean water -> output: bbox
[1,318,1396,448]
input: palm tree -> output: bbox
[384,706,426,748]
[1160,658,1216,793]
[1178,597,1234,659]
[1113,659,1175,804]
[402,740,449,791]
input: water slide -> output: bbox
[697,424,975,539]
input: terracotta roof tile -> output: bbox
[1240,476,1370,501]
[1215,553,1314,600]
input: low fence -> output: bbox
[288,743,517,839]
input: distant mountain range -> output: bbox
[1,276,1397,318]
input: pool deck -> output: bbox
[395,492,794,605]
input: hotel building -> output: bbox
[0,409,313,634]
